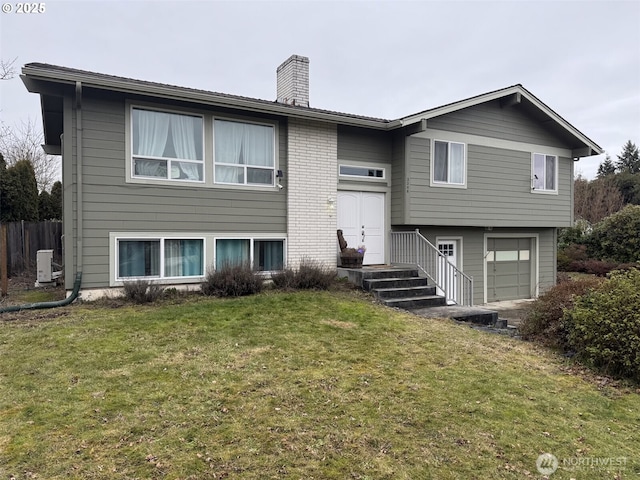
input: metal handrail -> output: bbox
[390,229,473,306]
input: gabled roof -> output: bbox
[398,84,602,156]
[21,63,602,156]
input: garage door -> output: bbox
[486,238,532,302]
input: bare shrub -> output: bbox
[201,263,264,297]
[271,257,337,290]
[122,279,164,304]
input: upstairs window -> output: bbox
[132,108,204,182]
[214,119,275,186]
[433,140,466,186]
[532,153,557,192]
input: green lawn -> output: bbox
[0,290,638,479]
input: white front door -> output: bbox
[337,191,385,265]
[437,239,459,304]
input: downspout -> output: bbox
[0,84,84,314]
[75,81,84,277]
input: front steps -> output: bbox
[338,266,499,326]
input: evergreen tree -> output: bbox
[596,154,616,177]
[615,140,640,174]
[614,171,640,205]
[50,181,62,220]
[38,190,54,220]
[2,159,39,221]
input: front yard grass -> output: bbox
[1,290,638,479]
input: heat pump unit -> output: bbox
[37,250,55,283]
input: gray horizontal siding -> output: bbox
[405,138,572,227]
[427,100,566,148]
[414,226,555,305]
[337,125,392,164]
[69,92,287,289]
[390,134,406,224]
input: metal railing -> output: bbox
[390,229,473,306]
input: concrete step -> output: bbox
[363,277,428,291]
[383,295,447,309]
[412,305,499,325]
[372,285,437,299]
[337,267,420,287]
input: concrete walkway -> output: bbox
[411,298,533,332]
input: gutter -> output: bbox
[21,65,402,131]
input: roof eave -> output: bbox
[397,85,602,156]
[21,65,400,131]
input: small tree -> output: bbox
[50,181,62,220]
[615,140,640,174]
[38,190,54,220]
[588,204,640,262]
[596,154,616,178]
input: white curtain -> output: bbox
[434,141,448,182]
[533,154,545,190]
[135,110,170,157]
[215,120,245,183]
[244,123,273,167]
[164,239,182,277]
[450,143,464,184]
[545,155,556,190]
[134,110,171,178]
[214,120,274,183]
[170,116,201,180]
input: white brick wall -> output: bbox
[276,55,310,107]
[287,118,337,268]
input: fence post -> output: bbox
[1,224,7,296]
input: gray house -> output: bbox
[22,55,601,304]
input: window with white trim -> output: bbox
[433,140,466,185]
[532,153,557,192]
[214,119,275,186]
[132,108,204,182]
[339,165,385,179]
[117,238,204,279]
[215,238,284,271]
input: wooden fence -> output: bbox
[0,221,63,277]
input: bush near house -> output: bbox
[271,257,336,290]
[565,268,640,381]
[201,263,264,297]
[122,279,164,304]
[519,275,603,350]
[587,204,640,263]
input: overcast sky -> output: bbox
[1,0,639,180]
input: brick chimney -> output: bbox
[276,55,309,107]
